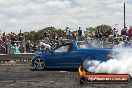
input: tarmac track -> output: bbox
[0,65,131,88]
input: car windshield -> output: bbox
[55,45,70,52]
[77,41,93,48]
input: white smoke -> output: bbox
[86,46,132,75]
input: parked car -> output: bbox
[31,41,112,70]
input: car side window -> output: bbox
[77,42,93,48]
[55,45,71,52]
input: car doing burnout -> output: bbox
[31,41,112,70]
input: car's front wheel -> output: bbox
[34,58,45,70]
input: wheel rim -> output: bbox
[34,58,45,70]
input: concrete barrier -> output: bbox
[0,53,34,65]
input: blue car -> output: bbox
[31,41,112,70]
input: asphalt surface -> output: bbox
[0,65,131,88]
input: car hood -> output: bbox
[35,51,52,58]
[35,52,45,58]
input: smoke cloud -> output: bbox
[86,46,132,75]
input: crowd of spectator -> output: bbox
[0,27,83,54]
[0,31,24,54]
[64,27,82,41]
[91,26,132,48]
[1,26,132,54]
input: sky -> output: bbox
[0,0,131,34]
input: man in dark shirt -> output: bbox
[78,27,82,41]
[121,27,127,36]
[18,30,23,41]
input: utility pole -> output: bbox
[124,2,126,29]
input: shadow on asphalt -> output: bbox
[30,68,78,72]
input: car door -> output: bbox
[56,43,83,68]
[45,44,70,68]
[61,48,83,68]
[46,44,83,68]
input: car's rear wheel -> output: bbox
[34,58,45,70]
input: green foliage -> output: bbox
[96,24,112,37]
[24,27,65,41]
[85,24,112,38]
[84,27,96,37]
[25,31,35,41]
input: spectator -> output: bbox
[0,30,2,41]
[123,40,130,47]
[10,43,20,54]
[26,41,30,53]
[95,32,99,38]
[19,43,25,53]
[112,28,118,37]
[129,36,132,47]
[65,27,71,39]
[2,32,7,42]
[128,26,132,37]
[78,27,82,40]
[58,35,63,45]
[33,43,38,53]
[72,31,78,41]
[44,31,49,38]
[99,32,103,40]
[10,32,16,45]
[18,30,23,41]
[121,27,128,36]
[0,31,2,53]
[44,31,49,43]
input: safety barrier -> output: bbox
[0,53,34,65]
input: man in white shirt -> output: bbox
[65,27,71,39]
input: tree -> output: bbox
[84,27,95,37]
[25,31,36,41]
[85,24,112,38]
[96,24,112,38]
[24,27,65,41]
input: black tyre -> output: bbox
[34,58,45,70]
